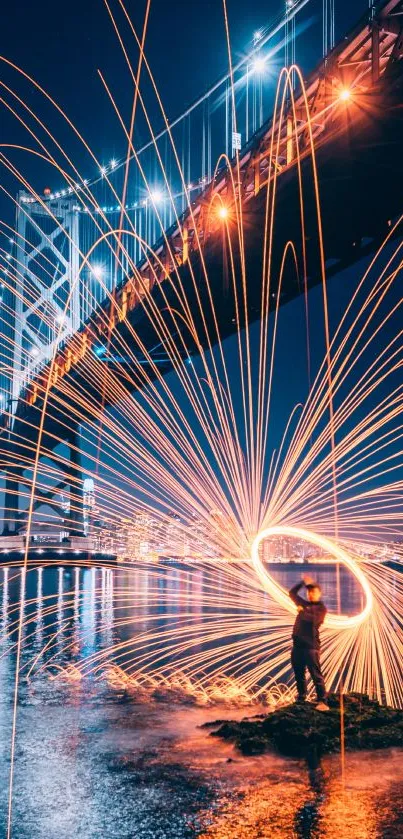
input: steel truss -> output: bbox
[12,194,80,405]
[16,0,403,408]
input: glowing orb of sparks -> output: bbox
[251,526,373,630]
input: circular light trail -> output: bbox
[251,526,373,629]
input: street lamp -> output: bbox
[339,87,352,102]
[252,56,266,74]
[149,188,163,204]
[91,265,104,280]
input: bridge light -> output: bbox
[110,158,117,169]
[253,30,262,44]
[30,346,40,358]
[55,313,66,326]
[252,56,266,73]
[218,205,229,221]
[150,188,163,204]
[339,87,352,102]
[100,166,107,176]
[91,265,104,280]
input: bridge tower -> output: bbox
[1,193,85,540]
[12,192,80,405]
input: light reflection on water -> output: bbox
[0,563,401,838]
[1,563,364,680]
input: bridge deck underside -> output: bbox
[4,63,403,459]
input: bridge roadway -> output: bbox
[1,0,403,534]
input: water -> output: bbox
[0,563,401,838]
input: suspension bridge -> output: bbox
[1,0,403,547]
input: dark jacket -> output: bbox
[289,582,326,649]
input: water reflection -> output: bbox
[0,564,401,838]
[0,562,376,689]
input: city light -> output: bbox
[29,346,40,358]
[218,205,229,220]
[55,313,66,326]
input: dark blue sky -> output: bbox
[0,0,368,208]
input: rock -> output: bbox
[208,694,403,757]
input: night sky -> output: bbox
[0,0,368,206]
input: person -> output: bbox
[289,574,329,711]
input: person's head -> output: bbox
[306,584,322,603]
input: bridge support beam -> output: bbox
[1,464,24,536]
[1,420,84,539]
[65,424,84,538]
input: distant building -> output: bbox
[83,477,95,536]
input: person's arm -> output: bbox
[318,604,327,626]
[289,581,305,607]
[299,602,326,629]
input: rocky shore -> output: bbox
[205,693,403,756]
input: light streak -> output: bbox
[251,526,373,628]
